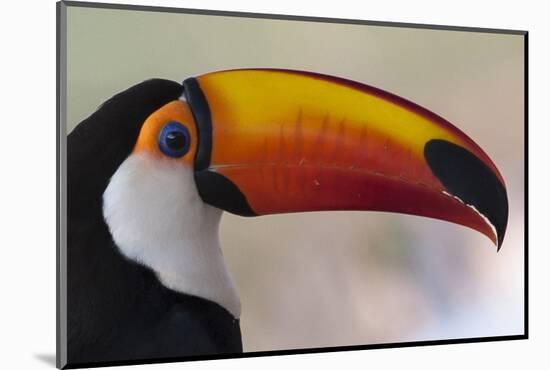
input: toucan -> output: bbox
[67,68,508,366]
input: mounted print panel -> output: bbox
[57,1,527,368]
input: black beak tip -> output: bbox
[424,139,509,249]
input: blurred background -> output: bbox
[65,5,524,352]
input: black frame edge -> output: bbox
[523,31,529,340]
[61,0,527,35]
[64,335,528,369]
[57,1,68,369]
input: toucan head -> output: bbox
[112,68,508,248]
[99,69,508,317]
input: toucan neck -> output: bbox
[153,214,242,319]
[102,153,241,318]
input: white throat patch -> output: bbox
[102,153,241,318]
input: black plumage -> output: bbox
[67,79,242,365]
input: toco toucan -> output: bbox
[66,69,508,366]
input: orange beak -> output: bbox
[184,69,508,248]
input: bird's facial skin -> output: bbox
[133,100,198,166]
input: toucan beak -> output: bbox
[184,69,508,248]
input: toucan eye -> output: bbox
[158,121,191,158]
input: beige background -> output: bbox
[66,6,524,352]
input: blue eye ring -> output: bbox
[158,121,191,158]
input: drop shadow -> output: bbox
[34,353,56,367]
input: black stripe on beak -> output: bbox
[183,78,212,171]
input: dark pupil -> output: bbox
[166,131,186,150]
